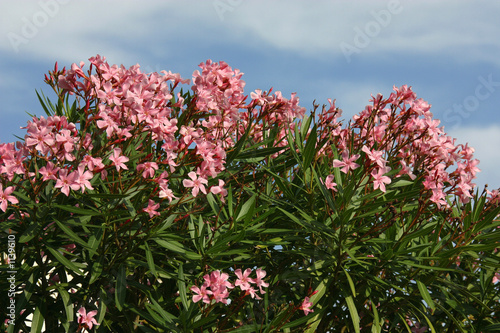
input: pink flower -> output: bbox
[234,268,254,291]
[210,179,228,198]
[202,270,234,304]
[253,268,269,294]
[75,165,94,193]
[182,171,208,197]
[0,184,19,212]
[159,184,177,202]
[143,199,160,218]
[190,284,212,304]
[299,296,314,315]
[332,151,360,174]
[362,145,387,168]
[77,307,99,330]
[109,148,129,171]
[55,169,80,196]
[39,162,60,181]
[324,175,337,191]
[244,286,262,300]
[371,167,391,193]
[137,162,158,178]
[493,272,500,284]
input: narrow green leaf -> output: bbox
[302,124,318,170]
[87,227,103,260]
[177,263,189,311]
[53,203,101,216]
[30,306,44,333]
[97,289,107,325]
[89,257,104,284]
[145,243,157,277]
[345,295,360,333]
[235,194,256,222]
[153,238,201,260]
[370,298,381,333]
[57,286,73,323]
[416,280,435,311]
[46,246,83,276]
[55,220,88,248]
[343,268,356,297]
[19,222,42,243]
[115,265,126,311]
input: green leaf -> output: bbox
[145,243,157,277]
[46,246,83,276]
[52,203,101,216]
[55,220,89,248]
[30,306,44,333]
[416,280,435,311]
[57,286,73,324]
[89,256,104,284]
[235,194,256,222]
[177,263,189,311]
[115,264,127,311]
[19,222,42,243]
[153,238,201,260]
[343,267,357,297]
[345,295,360,333]
[302,124,318,169]
[87,226,103,260]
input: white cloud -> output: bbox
[1,1,499,67]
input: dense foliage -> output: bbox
[1,56,500,332]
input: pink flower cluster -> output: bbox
[0,55,311,213]
[0,55,493,216]
[190,268,269,304]
[318,85,482,207]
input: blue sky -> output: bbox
[1,0,499,190]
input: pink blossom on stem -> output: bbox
[234,268,254,291]
[182,171,208,197]
[493,272,500,284]
[109,148,129,171]
[324,175,337,191]
[143,199,160,218]
[55,169,80,196]
[190,284,212,304]
[244,286,262,300]
[253,268,269,294]
[371,167,391,193]
[332,151,360,174]
[159,184,177,202]
[0,184,18,212]
[362,145,387,168]
[137,162,158,178]
[299,296,314,315]
[75,165,94,192]
[210,179,228,199]
[77,307,99,330]
[39,161,60,182]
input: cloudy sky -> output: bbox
[1,0,499,190]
